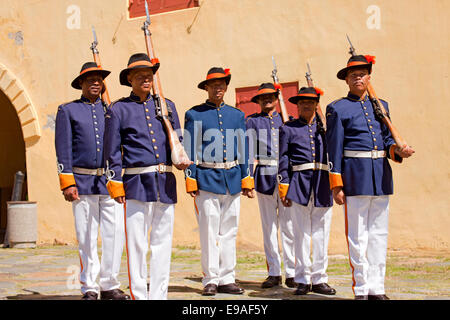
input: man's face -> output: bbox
[80,72,104,98]
[128,68,154,94]
[297,99,318,118]
[345,68,370,93]
[205,79,227,102]
[257,93,278,111]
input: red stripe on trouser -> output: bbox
[123,201,136,300]
[344,200,356,295]
[193,196,199,216]
[78,254,86,285]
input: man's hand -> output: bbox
[174,160,193,171]
[188,190,199,198]
[114,196,126,204]
[63,186,80,202]
[395,145,415,158]
[332,187,346,205]
[242,188,256,199]
[281,196,292,207]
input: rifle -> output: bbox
[90,26,111,106]
[271,56,290,123]
[346,35,407,149]
[141,1,190,166]
[305,62,326,132]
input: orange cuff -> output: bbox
[241,176,254,190]
[59,173,76,190]
[106,180,125,199]
[278,183,289,198]
[329,172,344,190]
[186,177,198,193]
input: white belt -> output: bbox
[292,162,329,172]
[124,164,172,175]
[197,160,238,169]
[72,167,104,176]
[344,150,386,159]
[256,159,278,166]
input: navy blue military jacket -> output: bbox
[245,111,283,195]
[325,92,402,196]
[183,101,253,195]
[278,118,332,207]
[55,96,108,195]
[103,92,181,204]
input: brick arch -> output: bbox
[0,63,41,143]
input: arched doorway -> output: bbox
[0,90,26,241]
[0,63,40,243]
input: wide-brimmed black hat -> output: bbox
[288,87,323,104]
[71,62,111,90]
[337,54,375,80]
[251,83,280,103]
[119,53,160,87]
[198,67,231,90]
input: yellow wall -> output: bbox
[0,0,448,253]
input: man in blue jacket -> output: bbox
[279,87,336,296]
[326,54,414,300]
[55,62,128,300]
[184,67,255,296]
[246,83,296,289]
[103,53,189,300]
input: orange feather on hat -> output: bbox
[364,55,376,64]
[314,87,324,96]
[274,83,282,90]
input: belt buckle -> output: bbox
[157,163,165,173]
[96,168,103,176]
[371,150,377,159]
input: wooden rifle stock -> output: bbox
[367,83,406,148]
[142,5,190,166]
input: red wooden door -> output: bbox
[235,82,299,118]
[128,0,199,18]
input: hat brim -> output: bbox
[71,69,111,90]
[119,63,160,87]
[288,95,320,104]
[337,63,372,80]
[250,90,279,103]
[198,74,231,90]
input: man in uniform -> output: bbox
[278,87,336,296]
[245,83,296,289]
[184,67,255,296]
[326,55,414,300]
[103,53,189,300]
[55,62,129,300]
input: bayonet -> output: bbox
[271,56,279,82]
[90,26,98,54]
[305,62,312,82]
[346,34,357,56]
[142,0,151,34]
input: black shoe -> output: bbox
[81,291,98,300]
[202,283,218,296]
[100,289,130,300]
[261,276,282,288]
[217,283,245,295]
[368,294,390,300]
[311,283,336,295]
[284,277,297,288]
[294,283,311,295]
[354,295,368,300]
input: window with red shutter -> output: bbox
[235,82,299,119]
[128,0,199,18]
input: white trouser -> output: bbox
[290,196,332,285]
[257,191,295,278]
[124,199,175,300]
[72,194,125,294]
[194,190,240,287]
[344,195,389,296]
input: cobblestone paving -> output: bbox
[0,245,448,300]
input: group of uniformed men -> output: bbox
[55,52,414,300]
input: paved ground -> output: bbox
[0,245,448,300]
